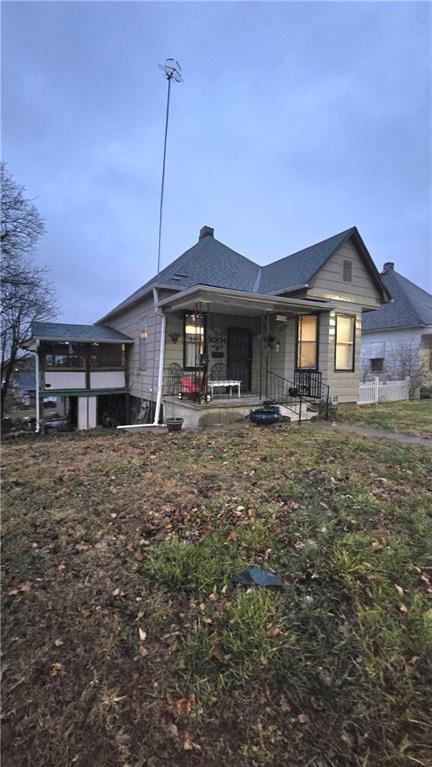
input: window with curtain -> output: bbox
[183,312,206,370]
[296,315,318,369]
[335,315,355,371]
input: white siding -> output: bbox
[361,326,432,387]
[308,241,382,309]
[45,371,86,390]
[90,371,126,389]
[107,294,161,402]
[78,396,97,430]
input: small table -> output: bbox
[208,379,241,399]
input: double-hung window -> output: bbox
[296,315,318,369]
[335,315,355,371]
[183,312,206,370]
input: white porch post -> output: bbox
[35,340,41,433]
[153,288,166,425]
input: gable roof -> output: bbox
[258,228,355,293]
[99,225,388,323]
[363,268,432,331]
[30,321,133,344]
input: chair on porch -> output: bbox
[167,362,183,396]
[210,362,227,380]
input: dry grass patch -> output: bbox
[2,425,432,766]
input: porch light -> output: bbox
[169,332,180,344]
[140,329,149,339]
[275,341,281,353]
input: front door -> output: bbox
[227,328,252,391]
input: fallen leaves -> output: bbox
[75,541,90,552]
[8,582,31,596]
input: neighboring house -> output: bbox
[361,262,432,394]
[24,225,389,429]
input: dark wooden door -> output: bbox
[227,328,252,391]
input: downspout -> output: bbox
[153,287,166,425]
[35,340,40,433]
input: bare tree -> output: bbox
[387,342,428,397]
[1,163,58,417]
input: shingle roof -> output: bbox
[102,234,261,319]
[258,228,355,293]
[99,225,387,322]
[31,321,133,343]
[362,269,432,331]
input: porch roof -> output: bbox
[157,285,332,317]
[24,321,134,349]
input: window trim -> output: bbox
[183,311,207,371]
[295,314,319,371]
[334,314,356,372]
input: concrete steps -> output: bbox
[277,401,319,422]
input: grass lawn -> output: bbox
[2,424,432,767]
[338,400,432,437]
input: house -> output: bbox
[24,225,390,430]
[361,262,432,395]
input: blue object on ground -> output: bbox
[249,408,282,425]
[232,566,284,589]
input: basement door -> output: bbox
[227,327,252,392]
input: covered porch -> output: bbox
[157,286,331,426]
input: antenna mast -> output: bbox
[157,58,183,274]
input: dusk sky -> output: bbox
[2,1,431,324]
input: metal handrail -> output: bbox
[266,370,331,424]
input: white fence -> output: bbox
[358,377,410,405]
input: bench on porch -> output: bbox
[208,379,241,398]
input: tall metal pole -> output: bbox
[157,74,172,275]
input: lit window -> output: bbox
[335,315,355,371]
[184,312,206,370]
[343,260,352,282]
[296,315,318,369]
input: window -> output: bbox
[46,353,84,369]
[343,260,352,282]
[296,315,318,369]
[335,315,355,371]
[371,357,384,372]
[184,312,206,370]
[89,344,125,369]
[139,321,148,370]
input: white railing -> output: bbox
[358,377,410,405]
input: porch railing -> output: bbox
[294,370,324,399]
[266,370,330,424]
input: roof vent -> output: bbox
[383,262,394,272]
[199,226,214,240]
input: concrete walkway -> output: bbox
[311,421,432,450]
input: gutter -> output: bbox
[267,283,309,295]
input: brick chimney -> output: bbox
[199,226,214,240]
[383,262,394,272]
